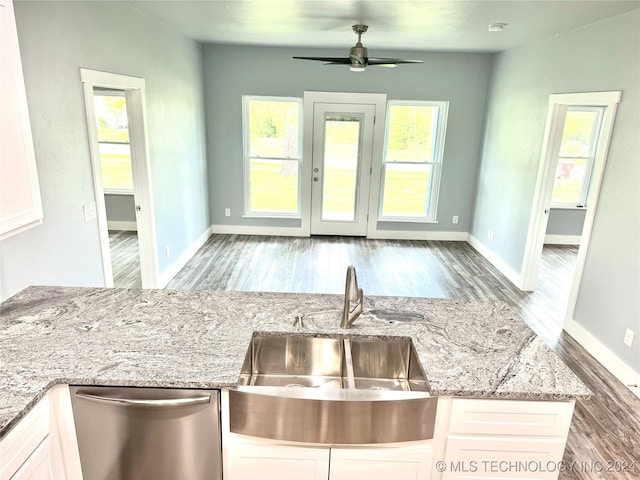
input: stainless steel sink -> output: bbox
[237,335,344,389]
[230,334,437,444]
[348,338,430,392]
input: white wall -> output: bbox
[471,10,639,376]
[1,1,209,300]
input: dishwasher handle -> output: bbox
[75,391,211,408]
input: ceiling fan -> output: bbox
[293,24,424,72]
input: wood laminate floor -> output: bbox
[131,234,639,478]
[108,230,141,289]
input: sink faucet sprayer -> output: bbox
[341,265,364,329]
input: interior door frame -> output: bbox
[80,68,160,288]
[521,91,621,321]
[302,92,387,236]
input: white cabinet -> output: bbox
[0,394,63,480]
[0,0,43,240]
[331,445,433,480]
[0,385,82,480]
[438,398,575,480]
[224,438,434,480]
[7,436,62,480]
[441,436,566,480]
[225,442,329,480]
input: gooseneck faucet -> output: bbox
[341,265,364,329]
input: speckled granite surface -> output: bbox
[0,286,589,437]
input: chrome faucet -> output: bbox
[341,265,364,329]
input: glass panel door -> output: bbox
[321,115,362,221]
[310,103,376,236]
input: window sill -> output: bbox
[242,213,302,220]
[550,206,587,210]
[103,189,134,195]
[377,217,439,224]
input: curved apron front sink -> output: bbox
[230,334,437,444]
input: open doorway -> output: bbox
[92,89,141,288]
[81,68,160,289]
[521,91,621,329]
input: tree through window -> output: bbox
[243,96,302,216]
[93,89,133,192]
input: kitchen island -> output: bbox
[0,285,589,437]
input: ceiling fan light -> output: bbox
[349,65,366,72]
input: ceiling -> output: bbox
[126,0,639,53]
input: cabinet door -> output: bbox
[330,446,433,480]
[448,399,574,437]
[225,443,330,480]
[0,396,49,480]
[442,435,566,480]
[9,436,58,480]
[0,0,43,239]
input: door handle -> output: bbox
[75,391,211,407]
[313,177,320,182]
[135,205,142,212]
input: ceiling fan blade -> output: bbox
[367,57,424,65]
[293,56,351,64]
[371,64,398,68]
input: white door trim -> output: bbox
[521,91,621,324]
[80,68,160,288]
[302,91,387,236]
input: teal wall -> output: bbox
[204,44,493,232]
[2,1,208,299]
[472,10,639,374]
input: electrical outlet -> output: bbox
[165,246,170,258]
[488,230,494,241]
[624,328,634,347]
[452,215,459,224]
[83,202,97,222]
[225,208,231,217]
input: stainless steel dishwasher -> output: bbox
[70,386,222,480]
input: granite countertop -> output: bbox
[0,286,590,437]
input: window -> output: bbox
[93,90,133,193]
[551,106,604,207]
[379,101,448,221]
[243,96,302,216]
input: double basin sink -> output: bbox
[229,334,438,444]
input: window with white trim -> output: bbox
[93,89,133,193]
[379,101,448,222]
[243,96,302,216]
[551,106,604,208]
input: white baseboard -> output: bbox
[211,224,468,241]
[107,221,137,231]
[544,234,581,245]
[467,235,523,289]
[158,226,214,287]
[564,317,640,398]
[211,224,309,237]
[367,230,468,241]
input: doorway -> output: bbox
[91,88,141,287]
[302,92,387,237]
[81,68,160,288]
[310,103,376,235]
[521,91,621,326]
